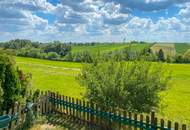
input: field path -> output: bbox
[17,62,81,71]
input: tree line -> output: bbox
[0,39,190,63]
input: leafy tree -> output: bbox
[157,49,165,61]
[0,54,30,111]
[78,59,170,113]
[44,42,71,57]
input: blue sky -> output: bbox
[0,0,190,43]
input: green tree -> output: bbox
[78,60,170,113]
[157,49,165,61]
[0,54,30,111]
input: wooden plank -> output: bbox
[68,97,72,116]
[154,117,158,130]
[65,96,68,115]
[72,97,75,121]
[134,113,137,130]
[167,120,172,130]
[161,119,165,129]
[182,124,187,130]
[79,99,82,123]
[146,115,150,129]
[174,122,179,130]
[76,99,79,119]
[83,100,86,123]
[140,114,144,130]
[87,102,90,126]
[62,95,65,114]
[128,112,132,130]
[151,111,155,129]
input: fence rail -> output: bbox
[45,91,187,130]
[1,91,188,130]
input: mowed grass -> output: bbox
[16,57,84,99]
[16,56,190,125]
[71,43,149,54]
[175,43,190,54]
[159,64,190,124]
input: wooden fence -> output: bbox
[1,91,188,130]
[43,91,188,130]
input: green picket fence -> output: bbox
[40,91,187,130]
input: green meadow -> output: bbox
[175,43,190,54]
[71,43,149,54]
[16,56,190,124]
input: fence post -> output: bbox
[146,115,150,129]
[175,122,179,130]
[65,96,68,115]
[161,119,165,130]
[182,124,186,130]
[134,113,138,130]
[151,111,155,129]
[167,120,172,130]
[140,114,144,130]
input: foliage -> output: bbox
[0,54,30,111]
[157,49,165,61]
[78,59,171,113]
[43,41,71,57]
[183,49,190,63]
[0,83,3,111]
[47,52,60,60]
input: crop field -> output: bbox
[175,43,190,54]
[151,43,176,57]
[16,56,190,124]
[71,43,149,54]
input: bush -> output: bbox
[183,49,190,63]
[47,52,60,60]
[78,59,170,113]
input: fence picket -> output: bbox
[34,91,188,130]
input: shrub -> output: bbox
[78,59,170,113]
[183,49,190,63]
[47,52,60,60]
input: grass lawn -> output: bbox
[16,56,84,99]
[175,43,190,54]
[16,56,190,125]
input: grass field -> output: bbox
[16,57,84,99]
[175,43,190,54]
[16,56,190,125]
[71,43,149,54]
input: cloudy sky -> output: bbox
[0,0,190,42]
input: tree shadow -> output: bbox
[45,113,102,130]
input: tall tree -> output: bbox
[157,49,165,61]
[0,54,30,111]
